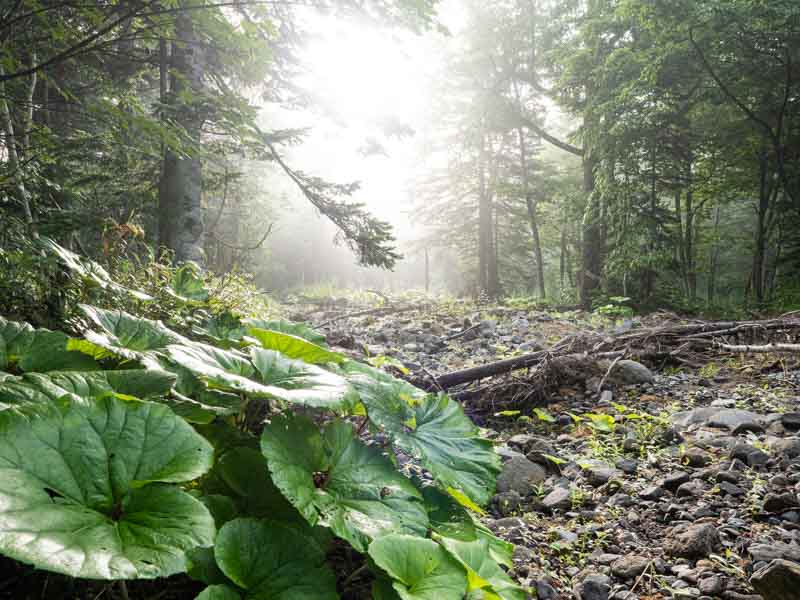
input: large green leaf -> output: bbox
[360,388,500,506]
[21,369,176,400]
[171,262,209,303]
[166,344,290,400]
[250,348,355,410]
[437,537,525,600]
[203,447,301,523]
[0,396,215,579]
[197,585,242,600]
[79,305,188,360]
[245,319,327,346]
[193,312,246,348]
[212,518,338,600]
[368,534,467,600]
[260,414,428,551]
[248,328,344,365]
[38,237,151,301]
[0,316,99,372]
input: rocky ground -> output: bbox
[303,298,800,600]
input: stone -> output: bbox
[535,579,559,600]
[769,438,800,459]
[764,493,798,513]
[587,465,622,487]
[574,574,612,600]
[749,542,800,563]
[698,575,725,596]
[718,481,746,496]
[611,555,651,579]
[663,471,691,491]
[600,389,614,403]
[731,443,770,468]
[672,408,764,433]
[492,491,523,516]
[613,360,655,384]
[495,456,547,495]
[542,487,572,511]
[751,559,800,600]
[665,523,721,559]
[685,448,713,467]
[676,480,706,498]
[781,413,800,430]
[616,458,639,474]
[639,485,666,501]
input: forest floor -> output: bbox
[300,296,800,600]
[3,297,797,600]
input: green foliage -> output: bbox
[0,240,511,597]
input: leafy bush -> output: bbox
[0,241,520,598]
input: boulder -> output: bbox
[495,456,547,496]
[665,523,721,559]
[612,360,654,384]
[751,559,800,600]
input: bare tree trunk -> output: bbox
[515,127,545,298]
[0,61,35,230]
[580,153,601,309]
[478,131,491,294]
[159,9,205,265]
[707,204,721,304]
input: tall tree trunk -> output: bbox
[478,132,491,294]
[159,9,205,265]
[516,127,545,298]
[580,153,601,309]
[488,194,500,297]
[0,61,35,230]
[707,204,721,304]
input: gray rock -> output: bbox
[495,456,547,495]
[751,559,800,600]
[639,485,666,500]
[665,523,721,559]
[574,574,612,600]
[612,360,655,384]
[611,555,651,579]
[676,480,706,498]
[769,437,800,459]
[492,491,522,516]
[587,465,622,487]
[672,407,764,433]
[749,542,800,563]
[542,487,572,511]
[600,389,614,403]
[764,492,798,513]
[536,579,559,600]
[698,575,725,596]
[718,481,746,496]
[781,413,800,430]
[616,458,639,474]
[663,471,691,491]
[684,447,712,467]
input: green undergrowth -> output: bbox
[0,238,521,599]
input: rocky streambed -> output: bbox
[307,300,800,600]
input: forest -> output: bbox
[0,1,799,599]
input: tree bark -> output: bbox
[159,8,205,265]
[580,153,601,309]
[477,131,491,294]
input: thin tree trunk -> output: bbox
[159,9,205,265]
[516,127,545,298]
[0,63,34,230]
[580,153,601,309]
[478,131,491,294]
[707,204,721,304]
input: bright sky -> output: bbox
[264,2,464,240]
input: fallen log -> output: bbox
[435,350,623,390]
